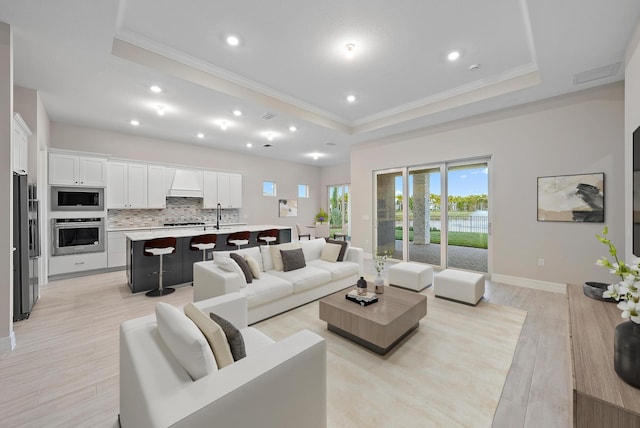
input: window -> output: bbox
[298,184,309,198]
[263,181,277,197]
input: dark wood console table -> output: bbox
[567,283,640,427]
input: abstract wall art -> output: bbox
[278,199,298,217]
[537,173,604,222]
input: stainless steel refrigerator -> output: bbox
[13,173,39,321]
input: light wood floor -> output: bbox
[0,266,570,427]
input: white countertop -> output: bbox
[124,225,291,241]
[108,222,247,232]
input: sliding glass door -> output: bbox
[328,184,350,238]
[375,158,490,273]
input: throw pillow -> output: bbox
[269,242,300,271]
[230,253,253,284]
[183,303,234,369]
[325,239,349,261]
[214,258,248,287]
[155,302,217,380]
[210,312,246,361]
[244,254,261,279]
[320,242,341,263]
[280,247,306,272]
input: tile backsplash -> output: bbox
[107,197,240,229]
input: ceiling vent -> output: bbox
[261,112,276,120]
[573,62,621,85]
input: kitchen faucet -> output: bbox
[216,203,222,230]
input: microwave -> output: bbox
[51,186,104,211]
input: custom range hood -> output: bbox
[167,169,203,198]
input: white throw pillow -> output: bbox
[155,302,217,381]
[320,243,342,263]
[300,238,326,261]
[215,247,264,272]
[269,242,301,271]
[244,254,261,279]
[183,303,234,369]
[215,258,248,287]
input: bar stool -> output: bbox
[144,237,177,297]
[227,230,250,250]
[190,234,217,261]
[257,228,279,246]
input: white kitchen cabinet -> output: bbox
[13,113,31,175]
[202,171,219,208]
[217,172,242,208]
[147,165,166,208]
[48,252,108,276]
[49,153,107,186]
[107,161,148,209]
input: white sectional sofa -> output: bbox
[120,293,327,428]
[193,238,364,324]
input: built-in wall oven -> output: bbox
[52,218,105,256]
[51,186,104,211]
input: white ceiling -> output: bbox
[1,0,639,166]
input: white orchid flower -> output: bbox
[603,283,621,300]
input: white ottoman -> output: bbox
[434,269,485,305]
[388,262,434,292]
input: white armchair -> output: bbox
[119,293,327,428]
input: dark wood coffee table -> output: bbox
[319,286,427,355]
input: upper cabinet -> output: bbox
[147,165,166,209]
[107,162,148,209]
[13,113,31,175]
[203,171,242,208]
[49,153,107,186]
[218,172,242,208]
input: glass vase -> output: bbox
[614,320,640,389]
[374,273,384,294]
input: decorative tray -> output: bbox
[346,290,379,306]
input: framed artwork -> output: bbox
[279,199,298,217]
[537,172,604,222]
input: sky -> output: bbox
[396,166,488,197]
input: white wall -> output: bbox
[0,22,14,351]
[50,123,323,235]
[350,83,625,289]
[625,20,640,261]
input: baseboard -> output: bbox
[0,330,16,352]
[491,274,566,294]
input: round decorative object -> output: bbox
[614,321,640,389]
[374,274,384,294]
[357,276,367,296]
[583,282,615,302]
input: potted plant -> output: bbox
[315,209,328,224]
[595,227,640,388]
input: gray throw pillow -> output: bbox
[230,252,253,284]
[210,312,246,361]
[280,247,306,272]
[325,239,348,261]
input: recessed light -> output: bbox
[345,43,355,59]
[156,105,166,116]
[266,131,274,141]
[246,142,253,148]
[232,109,242,116]
[226,35,240,46]
[130,119,140,126]
[346,94,356,103]
[289,126,297,132]
[310,152,321,160]
[150,85,162,93]
[263,143,272,148]
[447,50,460,61]
[220,120,227,131]
[469,64,480,71]
[197,133,204,139]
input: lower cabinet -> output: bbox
[49,252,108,276]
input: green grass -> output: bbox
[394,227,487,249]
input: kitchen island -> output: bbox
[125,225,291,293]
